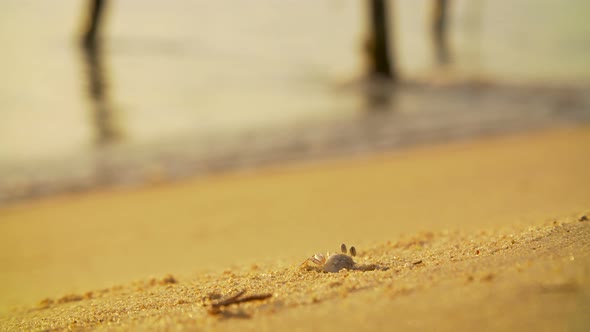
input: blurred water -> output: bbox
[0,0,589,203]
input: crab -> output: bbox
[301,243,357,273]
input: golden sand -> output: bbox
[0,125,589,330]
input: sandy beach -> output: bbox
[1,125,589,331]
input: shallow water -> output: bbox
[1,0,589,203]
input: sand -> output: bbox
[0,125,589,331]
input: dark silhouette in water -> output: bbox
[78,1,454,82]
[82,0,107,48]
[431,0,451,66]
[363,76,397,114]
[79,0,127,189]
[80,32,124,186]
[80,41,123,146]
[366,0,395,79]
[79,0,122,146]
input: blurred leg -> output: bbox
[367,0,395,79]
[82,0,107,48]
[432,0,451,65]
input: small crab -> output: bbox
[301,244,357,273]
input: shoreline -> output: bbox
[1,80,589,208]
[1,124,589,330]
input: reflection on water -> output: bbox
[80,0,123,147]
[81,41,123,146]
[363,78,397,113]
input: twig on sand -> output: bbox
[208,290,273,315]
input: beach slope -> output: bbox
[0,125,589,330]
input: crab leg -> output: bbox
[300,255,324,267]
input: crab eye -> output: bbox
[340,243,347,253]
[350,246,356,257]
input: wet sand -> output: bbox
[0,125,589,330]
